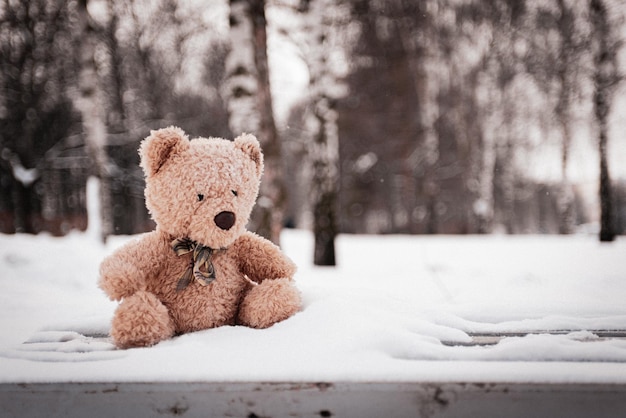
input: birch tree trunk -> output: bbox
[590,0,617,243]
[225,0,285,245]
[75,0,113,242]
[296,0,341,265]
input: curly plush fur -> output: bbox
[99,127,301,348]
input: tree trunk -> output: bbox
[493,133,515,235]
[12,182,38,234]
[598,128,614,242]
[557,119,575,235]
[311,99,339,266]
[75,0,113,242]
[555,0,576,235]
[297,0,340,265]
[226,0,285,245]
[395,0,440,234]
[590,0,617,243]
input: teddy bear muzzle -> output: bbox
[214,211,236,230]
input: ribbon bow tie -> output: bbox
[171,238,217,291]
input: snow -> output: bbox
[1,230,626,384]
[4,149,39,187]
[11,164,38,187]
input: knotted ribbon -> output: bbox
[171,238,217,291]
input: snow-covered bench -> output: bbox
[1,231,625,417]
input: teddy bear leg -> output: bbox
[111,290,175,349]
[237,278,301,328]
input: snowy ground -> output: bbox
[1,229,626,384]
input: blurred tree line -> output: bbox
[0,0,231,237]
[1,0,625,257]
[322,0,624,239]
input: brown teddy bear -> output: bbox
[99,126,301,348]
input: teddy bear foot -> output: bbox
[111,291,175,349]
[238,278,302,329]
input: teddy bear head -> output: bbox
[139,126,263,249]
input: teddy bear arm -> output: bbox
[234,232,296,283]
[98,232,163,301]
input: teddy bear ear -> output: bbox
[234,133,264,176]
[139,126,190,176]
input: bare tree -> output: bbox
[295,0,344,265]
[554,0,582,234]
[225,0,285,245]
[590,0,619,242]
[74,0,114,241]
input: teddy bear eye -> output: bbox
[231,190,238,197]
[197,194,204,202]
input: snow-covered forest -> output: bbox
[1,0,626,259]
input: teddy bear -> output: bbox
[98,126,301,349]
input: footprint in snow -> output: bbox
[0,330,123,362]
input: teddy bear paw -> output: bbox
[111,291,175,349]
[98,257,145,301]
[238,278,302,328]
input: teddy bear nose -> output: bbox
[214,211,236,230]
